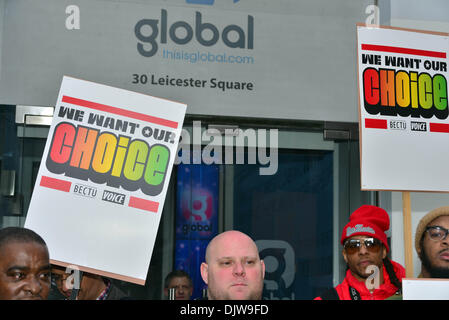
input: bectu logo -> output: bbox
[134,9,254,57]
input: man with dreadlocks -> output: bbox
[315,205,405,300]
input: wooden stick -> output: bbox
[402,191,414,278]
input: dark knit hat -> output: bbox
[341,205,390,252]
[415,206,449,255]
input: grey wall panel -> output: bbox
[0,0,371,122]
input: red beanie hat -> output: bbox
[340,205,390,252]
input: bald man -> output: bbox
[200,230,265,300]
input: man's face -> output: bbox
[201,232,265,300]
[0,241,51,300]
[165,277,193,300]
[420,215,449,278]
[342,235,386,281]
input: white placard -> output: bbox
[25,76,186,285]
[403,278,449,300]
[357,25,449,192]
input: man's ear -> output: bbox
[382,246,387,260]
[260,260,266,279]
[200,262,209,284]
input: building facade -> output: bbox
[0,0,448,299]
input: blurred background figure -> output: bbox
[163,270,193,300]
[50,265,128,300]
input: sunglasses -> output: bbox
[343,238,382,254]
[425,226,449,242]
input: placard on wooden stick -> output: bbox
[356,24,449,277]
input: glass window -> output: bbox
[232,149,334,300]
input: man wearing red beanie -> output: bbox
[315,205,405,300]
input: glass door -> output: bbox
[231,149,334,299]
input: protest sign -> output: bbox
[25,76,186,284]
[357,25,449,277]
[357,24,449,192]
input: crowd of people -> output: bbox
[1,204,449,300]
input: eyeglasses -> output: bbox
[425,226,449,242]
[343,238,382,254]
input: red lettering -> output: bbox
[363,68,379,105]
[49,123,75,164]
